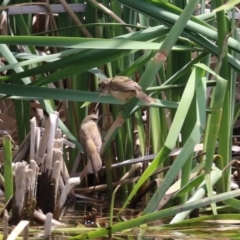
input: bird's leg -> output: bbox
[94,173,100,185]
[90,181,97,195]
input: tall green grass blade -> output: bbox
[213,0,240,12]
[171,166,222,223]
[0,83,179,109]
[0,44,81,150]
[224,198,240,211]
[0,36,166,49]
[143,74,206,214]
[118,65,204,214]
[215,0,231,192]
[102,0,200,169]
[134,110,146,155]
[14,100,30,144]
[204,74,227,173]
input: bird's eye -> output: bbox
[98,81,107,87]
[92,117,98,122]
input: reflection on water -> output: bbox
[57,197,240,240]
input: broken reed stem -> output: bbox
[11,162,38,225]
[76,176,140,193]
[3,135,13,204]
[38,118,51,165]
[30,117,36,160]
[46,113,58,171]
[52,161,61,207]
[37,112,63,214]
[53,177,80,220]
[119,162,142,181]
[7,220,29,240]
[53,139,69,184]
[13,133,30,163]
[11,112,77,226]
[44,213,53,240]
[3,210,8,240]
[33,210,66,226]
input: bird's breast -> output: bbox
[110,89,136,102]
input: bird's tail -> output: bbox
[137,92,157,105]
[87,152,102,173]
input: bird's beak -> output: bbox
[97,86,104,98]
[97,114,106,122]
[98,91,104,98]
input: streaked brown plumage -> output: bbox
[98,76,156,104]
[79,114,102,174]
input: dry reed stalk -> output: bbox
[119,162,142,181]
[7,220,29,240]
[76,176,141,193]
[51,161,61,208]
[33,210,66,226]
[53,177,80,220]
[30,117,36,160]
[53,138,69,184]
[13,133,30,163]
[37,117,51,165]
[3,210,8,240]
[11,162,37,224]
[45,113,58,171]
[37,112,61,213]
[44,213,53,240]
[10,112,78,224]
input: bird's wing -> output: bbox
[79,127,87,153]
[110,76,142,91]
[80,124,102,153]
[91,126,102,153]
[87,150,102,173]
[86,133,102,173]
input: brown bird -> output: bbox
[79,114,102,174]
[98,76,156,104]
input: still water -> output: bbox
[56,197,240,240]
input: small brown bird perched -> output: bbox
[98,76,156,104]
[79,114,102,174]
